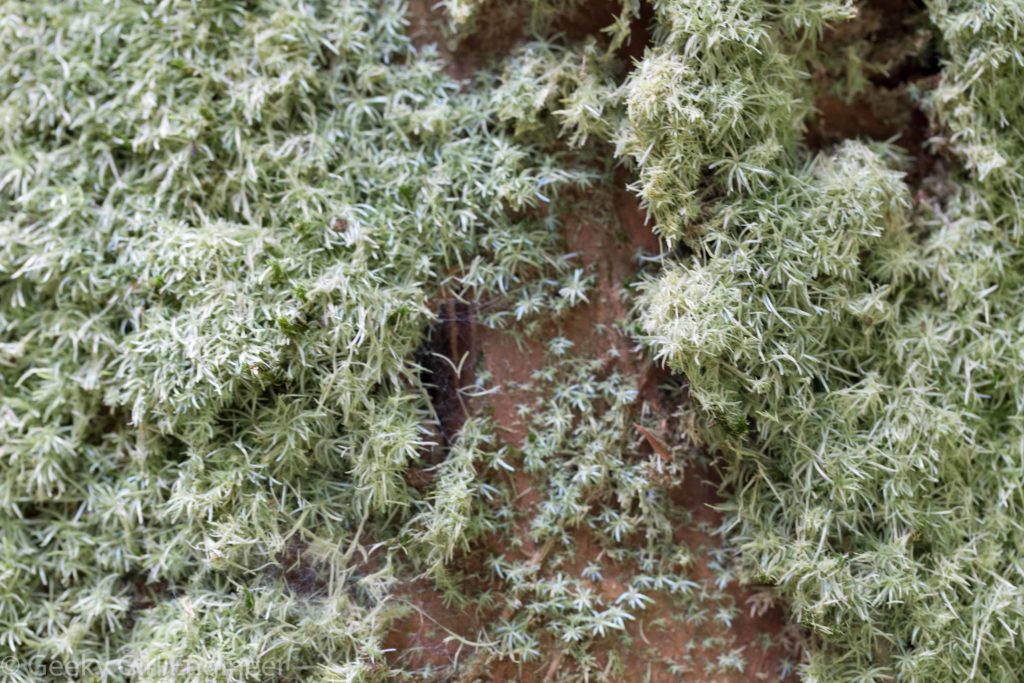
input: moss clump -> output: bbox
[638,1,1024,679]
[0,1,586,679]
[617,0,856,245]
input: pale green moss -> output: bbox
[638,2,1024,680]
[5,0,1024,680]
[0,0,585,679]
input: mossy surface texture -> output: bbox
[2,0,1024,681]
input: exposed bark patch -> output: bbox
[383,580,481,674]
[269,541,329,598]
[550,0,654,63]
[387,183,799,681]
[807,0,945,187]
[407,0,654,80]
[416,298,478,454]
[393,4,800,681]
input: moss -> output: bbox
[0,0,585,678]
[637,2,1024,679]
[5,0,1024,680]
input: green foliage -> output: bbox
[639,2,1024,680]
[617,0,855,245]
[441,0,639,51]
[457,352,779,680]
[409,416,506,575]
[643,141,912,422]
[6,0,1024,680]
[490,40,620,146]
[0,0,586,678]
[930,1,1024,184]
